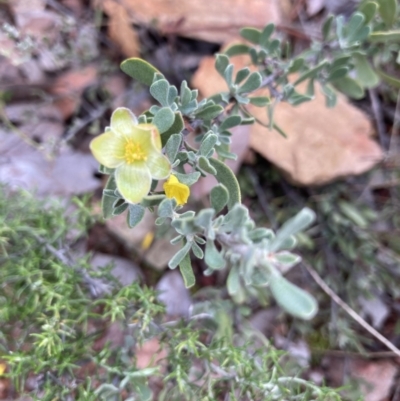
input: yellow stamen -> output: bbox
[124,139,147,164]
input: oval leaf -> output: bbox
[270,274,318,320]
[120,58,161,86]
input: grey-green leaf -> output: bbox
[209,158,241,209]
[169,241,192,270]
[353,53,379,88]
[293,61,328,86]
[127,204,145,228]
[359,1,378,24]
[161,112,184,146]
[332,76,365,99]
[270,274,318,320]
[224,44,252,57]
[271,208,316,252]
[215,54,230,77]
[165,133,182,162]
[210,184,229,213]
[150,79,170,106]
[195,105,224,120]
[377,0,397,26]
[260,23,275,47]
[205,240,226,270]
[179,251,195,287]
[120,58,161,86]
[220,115,242,130]
[152,107,175,133]
[227,267,241,295]
[248,96,271,107]
[158,198,176,218]
[200,134,218,156]
[240,27,261,44]
[238,72,262,94]
[174,171,201,186]
[198,156,217,175]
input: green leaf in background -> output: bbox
[169,241,192,269]
[327,66,349,81]
[165,134,182,163]
[358,1,378,24]
[240,27,261,44]
[120,58,161,86]
[270,274,318,320]
[152,107,175,133]
[338,200,369,228]
[260,23,275,47]
[332,76,365,99]
[161,112,185,146]
[215,54,230,77]
[353,53,379,88]
[209,158,241,210]
[224,44,252,57]
[345,12,366,41]
[377,68,400,88]
[179,251,195,288]
[270,208,316,252]
[322,14,334,41]
[210,184,229,214]
[377,0,397,26]
[127,204,145,228]
[288,58,305,73]
[369,30,400,42]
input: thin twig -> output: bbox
[369,88,388,149]
[302,260,400,358]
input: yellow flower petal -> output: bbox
[110,108,138,136]
[115,162,152,204]
[163,175,190,205]
[146,151,171,180]
[0,362,6,376]
[90,132,125,168]
[141,232,154,250]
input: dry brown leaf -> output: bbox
[136,338,168,370]
[326,357,398,401]
[101,0,140,58]
[192,54,383,186]
[50,65,98,118]
[95,0,282,43]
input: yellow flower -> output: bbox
[163,175,190,205]
[0,362,6,376]
[90,108,171,204]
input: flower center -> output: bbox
[124,140,147,164]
